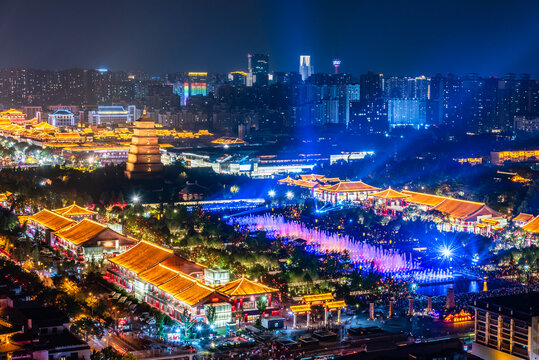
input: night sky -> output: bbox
[1,0,538,77]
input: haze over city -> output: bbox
[1,0,539,76]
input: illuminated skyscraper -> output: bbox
[247,54,269,86]
[299,55,313,81]
[183,72,207,105]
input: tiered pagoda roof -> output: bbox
[216,277,278,297]
[28,209,75,231]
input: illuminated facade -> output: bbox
[47,109,75,127]
[0,109,25,122]
[471,293,539,360]
[125,110,163,179]
[183,72,208,105]
[247,54,269,86]
[88,105,136,125]
[491,150,539,165]
[106,241,279,327]
[299,55,313,81]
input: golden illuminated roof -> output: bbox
[216,277,279,297]
[290,304,311,313]
[511,174,531,183]
[53,203,97,217]
[371,187,408,199]
[432,198,485,219]
[514,213,534,223]
[401,190,446,207]
[293,179,319,188]
[54,132,81,139]
[29,209,75,231]
[302,293,334,303]
[157,270,219,306]
[320,181,379,193]
[278,176,296,184]
[54,219,108,245]
[33,122,58,131]
[109,240,173,274]
[0,109,23,115]
[0,191,12,202]
[138,264,178,286]
[522,216,539,233]
[326,300,347,309]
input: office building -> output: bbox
[247,54,269,86]
[299,55,313,81]
[471,292,539,360]
[183,72,208,105]
[388,98,426,129]
[514,115,539,133]
[349,98,389,134]
[88,105,136,125]
[359,71,382,101]
[47,109,76,127]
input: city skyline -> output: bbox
[1,0,538,76]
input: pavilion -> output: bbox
[216,277,280,323]
[53,202,97,220]
[317,180,380,203]
[370,187,409,216]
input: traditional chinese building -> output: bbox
[53,202,97,221]
[513,213,535,227]
[317,180,380,203]
[369,187,409,216]
[125,110,163,180]
[27,209,75,244]
[52,218,137,262]
[106,241,281,327]
[216,277,279,323]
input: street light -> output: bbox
[132,195,140,204]
[268,190,276,198]
[286,191,294,200]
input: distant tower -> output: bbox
[299,55,313,81]
[445,287,455,310]
[125,109,163,180]
[332,58,341,74]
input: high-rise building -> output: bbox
[125,110,163,180]
[299,55,313,81]
[388,98,426,129]
[349,98,388,134]
[359,71,381,101]
[247,54,269,86]
[471,293,539,360]
[183,72,208,105]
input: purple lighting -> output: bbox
[229,215,418,273]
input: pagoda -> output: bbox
[125,110,163,180]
